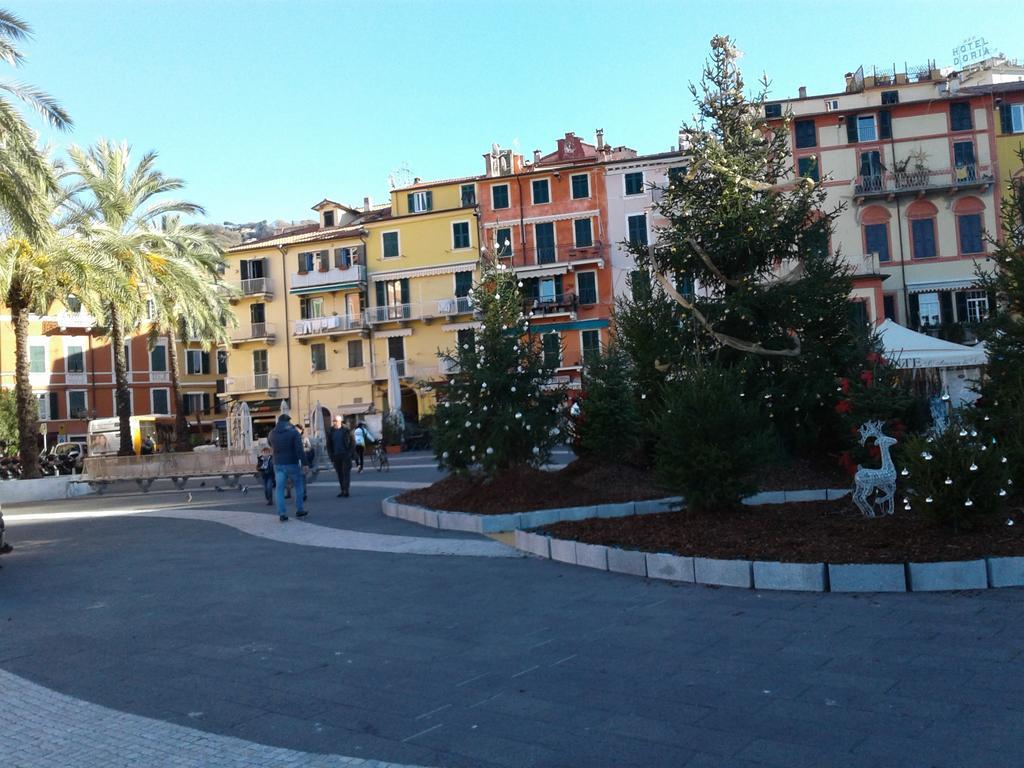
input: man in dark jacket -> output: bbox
[327,414,353,498]
[268,413,307,521]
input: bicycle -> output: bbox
[373,442,390,472]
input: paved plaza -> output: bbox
[2,450,1024,767]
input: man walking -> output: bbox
[268,413,308,521]
[327,414,353,497]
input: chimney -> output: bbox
[533,149,541,163]
[798,85,807,99]
[363,196,371,212]
[413,177,421,184]
[596,128,605,150]
[678,128,687,151]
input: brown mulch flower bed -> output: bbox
[540,500,1024,564]
[398,461,669,514]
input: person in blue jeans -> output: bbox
[256,446,275,505]
[268,413,308,521]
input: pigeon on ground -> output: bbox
[241,486,248,495]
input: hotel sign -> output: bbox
[952,36,993,67]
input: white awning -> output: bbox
[374,328,412,339]
[906,278,979,294]
[513,263,569,278]
[370,261,477,282]
[877,319,987,369]
[441,321,482,332]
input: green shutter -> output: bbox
[202,351,210,375]
[955,291,968,323]
[879,109,891,140]
[49,392,59,420]
[407,193,415,212]
[425,190,433,210]
[846,117,859,144]
[375,281,386,307]
[400,278,410,304]
[1000,103,1013,134]
[908,293,920,328]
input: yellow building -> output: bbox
[976,81,1024,222]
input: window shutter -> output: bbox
[297,254,306,272]
[201,352,210,375]
[939,292,953,324]
[1000,104,1013,134]
[400,279,410,310]
[203,393,210,413]
[240,260,250,281]
[407,193,415,212]
[908,294,920,328]
[555,275,564,297]
[879,109,892,140]
[182,396,191,416]
[49,392,59,420]
[846,117,859,144]
[375,281,386,307]
[425,191,433,210]
[954,291,968,323]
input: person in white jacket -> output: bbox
[352,421,375,473]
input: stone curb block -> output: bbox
[908,560,988,591]
[575,542,609,570]
[828,563,906,592]
[784,489,827,503]
[607,548,647,577]
[695,557,752,588]
[479,513,522,533]
[753,561,827,592]
[645,552,695,582]
[406,505,426,526]
[743,491,785,506]
[421,508,440,529]
[558,505,597,522]
[520,508,562,529]
[550,538,576,565]
[634,497,682,515]
[515,530,551,559]
[437,511,483,534]
[986,556,1024,588]
[597,501,636,519]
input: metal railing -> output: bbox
[855,164,993,198]
[522,292,578,314]
[292,314,365,337]
[230,322,276,342]
[369,303,422,324]
[436,296,473,315]
[53,310,97,328]
[495,241,607,267]
[371,359,407,380]
[290,264,366,291]
[240,277,272,296]
[225,374,279,394]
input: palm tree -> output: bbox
[0,160,120,478]
[0,10,72,238]
[69,140,204,456]
[147,216,234,450]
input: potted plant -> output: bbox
[382,411,405,454]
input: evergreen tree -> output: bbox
[641,35,864,449]
[433,259,564,476]
[576,346,642,465]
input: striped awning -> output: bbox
[290,281,362,295]
[907,278,979,294]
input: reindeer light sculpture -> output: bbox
[852,421,898,517]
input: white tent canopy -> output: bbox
[876,319,987,370]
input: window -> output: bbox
[797,156,819,182]
[581,330,601,366]
[217,350,228,375]
[186,350,210,375]
[542,332,561,368]
[150,345,167,372]
[182,393,206,415]
[460,184,476,206]
[387,337,405,371]
[577,271,597,305]
[859,150,883,180]
[630,269,651,301]
[66,344,84,373]
[333,247,352,269]
[953,141,976,181]
[452,221,471,249]
[573,218,593,248]
[408,190,433,213]
[297,252,315,272]
[881,90,899,105]
[300,296,324,320]
[950,102,972,131]
[311,343,326,372]
[864,223,890,262]
[764,103,782,118]
[883,295,897,321]
[535,222,555,264]
[66,295,82,313]
[454,271,473,298]
[252,349,268,375]
[964,290,989,323]
[794,119,816,149]
[323,210,335,227]
[856,115,877,142]
[918,292,941,327]
[68,390,87,419]
[152,388,170,415]
[624,172,644,196]
[571,173,590,199]
[37,393,57,421]
[531,178,550,205]
[494,227,513,258]
[539,277,558,303]
[668,166,687,186]
[911,218,937,259]
[382,231,400,259]
[958,213,983,254]
[347,340,363,368]
[375,278,410,321]
[1001,103,1024,134]
[457,328,475,351]
[145,298,156,321]
[491,184,510,209]
[30,344,45,373]
[627,214,648,246]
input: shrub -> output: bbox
[900,421,1013,532]
[655,365,777,514]
[576,347,643,465]
[382,411,404,448]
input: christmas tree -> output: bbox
[433,258,565,476]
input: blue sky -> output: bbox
[12,0,1020,224]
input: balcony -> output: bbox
[371,359,455,381]
[436,296,473,316]
[238,277,273,300]
[501,242,607,274]
[368,303,424,325]
[290,264,366,295]
[230,322,276,346]
[41,310,99,335]
[225,373,280,395]
[292,313,365,339]
[64,372,88,385]
[853,164,994,203]
[523,292,578,317]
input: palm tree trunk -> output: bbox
[109,304,134,456]
[11,294,41,479]
[167,328,189,452]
